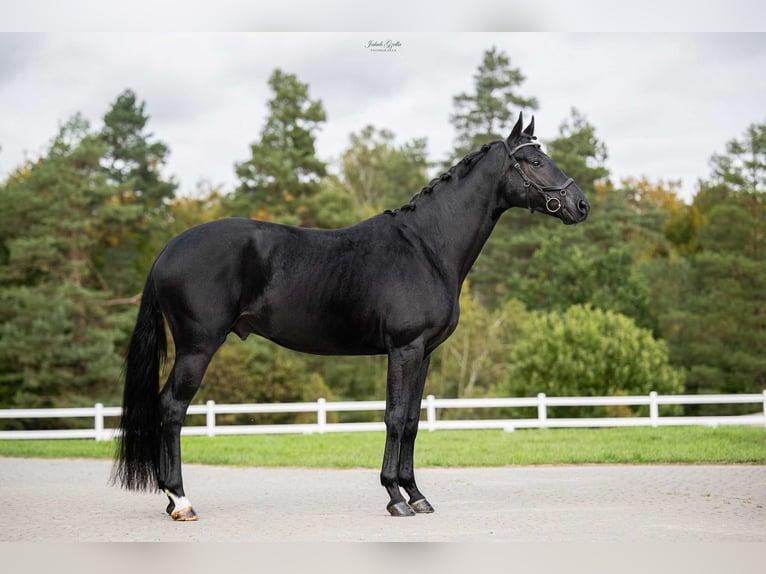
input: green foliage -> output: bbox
[304,178,358,229]
[708,121,766,195]
[505,186,661,333]
[0,284,125,409]
[518,237,655,331]
[646,122,766,405]
[303,354,388,409]
[505,305,684,416]
[546,107,609,192]
[96,89,177,296]
[620,177,698,255]
[450,46,538,159]
[230,69,327,225]
[428,284,527,400]
[197,335,336,424]
[341,125,429,214]
[0,115,132,410]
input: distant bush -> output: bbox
[504,305,684,417]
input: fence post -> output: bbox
[649,391,659,427]
[762,390,766,427]
[537,393,547,427]
[317,398,327,433]
[206,400,216,437]
[94,403,104,441]
[426,394,436,432]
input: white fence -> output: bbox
[0,391,764,441]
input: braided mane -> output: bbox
[384,142,497,216]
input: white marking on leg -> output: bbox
[164,489,193,512]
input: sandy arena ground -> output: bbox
[0,457,764,542]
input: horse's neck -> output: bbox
[404,154,508,285]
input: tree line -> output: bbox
[1,47,764,426]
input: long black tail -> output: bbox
[111,269,167,491]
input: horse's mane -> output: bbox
[384,141,498,216]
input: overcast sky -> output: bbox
[1,32,765,202]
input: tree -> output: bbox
[647,121,766,405]
[304,178,358,229]
[546,108,609,192]
[100,89,176,210]
[165,181,226,239]
[621,177,698,255]
[708,121,766,196]
[515,233,656,332]
[230,69,327,226]
[450,47,538,160]
[200,335,336,424]
[0,116,127,410]
[341,125,429,215]
[427,284,527,401]
[503,305,683,417]
[96,89,177,295]
[95,90,178,296]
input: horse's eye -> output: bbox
[531,159,542,167]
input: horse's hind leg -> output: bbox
[157,344,218,521]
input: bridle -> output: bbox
[502,140,574,214]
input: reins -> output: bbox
[502,140,574,214]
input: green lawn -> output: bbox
[0,426,764,466]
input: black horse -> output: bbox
[113,113,590,520]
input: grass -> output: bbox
[0,426,764,467]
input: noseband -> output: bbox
[502,140,574,214]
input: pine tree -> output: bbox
[649,121,766,404]
[0,116,127,409]
[450,46,538,160]
[231,69,327,226]
[450,48,538,305]
[546,108,609,192]
[97,89,177,295]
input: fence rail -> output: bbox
[0,391,764,441]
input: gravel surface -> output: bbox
[1,457,764,542]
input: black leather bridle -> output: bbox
[502,140,574,214]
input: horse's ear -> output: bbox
[508,112,523,142]
[523,116,535,137]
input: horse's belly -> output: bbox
[232,310,385,356]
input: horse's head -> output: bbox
[502,113,590,225]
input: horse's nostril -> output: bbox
[578,200,590,214]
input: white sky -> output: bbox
[1,6,765,203]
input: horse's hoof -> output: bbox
[387,501,416,517]
[171,506,198,521]
[409,498,435,513]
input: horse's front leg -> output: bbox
[381,340,424,517]
[397,354,435,514]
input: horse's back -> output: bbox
[149,217,379,349]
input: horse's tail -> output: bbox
[111,268,167,492]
